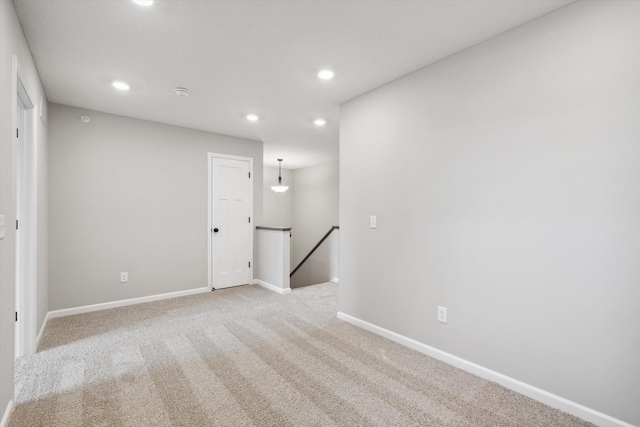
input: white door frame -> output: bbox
[13,56,38,357]
[207,153,254,290]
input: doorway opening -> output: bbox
[14,62,38,358]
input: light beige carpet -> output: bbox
[10,283,594,426]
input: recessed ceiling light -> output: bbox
[314,118,326,126]
[318,69,334,80]
[81,116,90,123]
[246,114,259,122]
[175,87,190,97]
[112,81,130,91]
[132,0,154,6]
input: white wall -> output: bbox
[262,165,293,227]
[0,0,48,418]
[340,2,640,425]
[256,228,290,292]
[291,161,339,268]
[329,229,339,282]
[48,104,263,310]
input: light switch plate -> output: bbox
[370,215,377,229]
[0,215,5,240]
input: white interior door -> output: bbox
[210,156,252,289]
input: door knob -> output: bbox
[213,228,219,233]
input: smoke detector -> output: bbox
[81,116,90,123]
[175,87,190,98]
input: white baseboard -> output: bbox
[1,399,14,427]
[253,279,291,295]
[330,277,340,284]
[35,312,50,349]
[336,311,634,427]
[47,287,210,319]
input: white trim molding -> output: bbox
[48,287,210,319]
[35,311,50,349]
[13,55,40,357]
[254,279,291,295]
[1,399,14,427]
[336,312,634,427]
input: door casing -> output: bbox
[13,56,38,358]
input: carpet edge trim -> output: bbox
[336,311,634,427]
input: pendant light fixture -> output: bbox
[271,159,289,193]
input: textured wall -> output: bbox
[262,166,293,228]
[292,161,339,269]
[340,2,640,424]
[256,229,290,291]
[0,0,48,416]
[48,104,262,310]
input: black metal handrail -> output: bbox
[290,226,339,277]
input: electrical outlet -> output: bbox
[120,272,128,283]
[437,306,447,323]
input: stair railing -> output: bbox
[290,226,339,277]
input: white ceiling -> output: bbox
[15,0,572,169]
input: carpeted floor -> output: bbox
[10,282,594,426]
